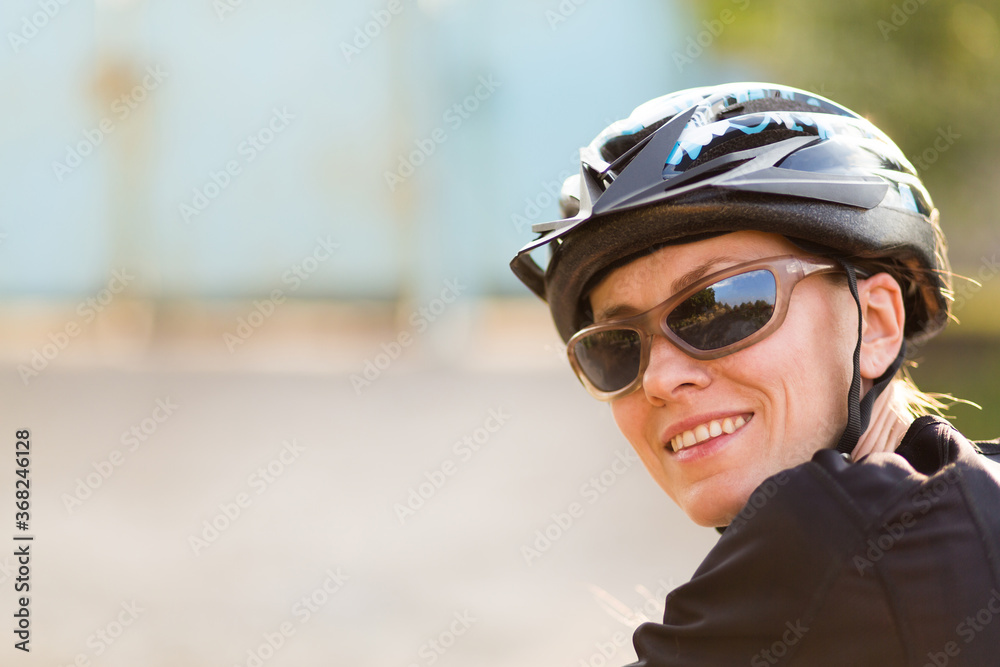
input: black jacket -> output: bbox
[627,416,1000,666]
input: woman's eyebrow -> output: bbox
[594,303,640,322]
[594,255,741,322]
[670,255,738,293]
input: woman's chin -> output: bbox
[678,478,757,528]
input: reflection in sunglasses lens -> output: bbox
[576,329,642,392]
[666,270,776,350]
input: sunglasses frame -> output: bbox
[567,254,843,401]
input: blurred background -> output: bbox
[1,0,998,664]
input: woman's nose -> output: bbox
[640,335,712,405]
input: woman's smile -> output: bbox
[664,412,753,453]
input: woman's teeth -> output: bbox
[670,415,748,452]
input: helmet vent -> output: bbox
[687,128,804,170]
[719,96,826,118]
[599,117,669,167]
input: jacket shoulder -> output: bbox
[636,418,1000,665]
[973,437,1000,463]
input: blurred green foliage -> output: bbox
[910,337,1000,439]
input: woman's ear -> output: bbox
[857,272,906,380]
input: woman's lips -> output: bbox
[668,413,752,453]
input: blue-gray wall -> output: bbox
[1,0,750,302]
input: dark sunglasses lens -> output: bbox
[574,329,642,393]
[666,270,776,350]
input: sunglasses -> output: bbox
[567,255,843,400]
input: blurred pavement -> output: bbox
[1,299,717,666]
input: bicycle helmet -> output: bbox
[510,82,951,455]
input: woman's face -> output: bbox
[588,231,858,527]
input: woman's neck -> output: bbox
[851,380,912,460]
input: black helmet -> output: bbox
[510,82,951,345]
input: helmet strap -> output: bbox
[835,261,907,456]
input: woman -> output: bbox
[511,83,1000,665]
